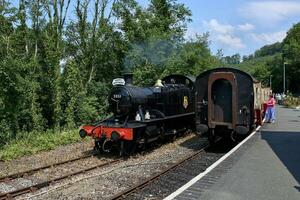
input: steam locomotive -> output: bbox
[79,73,195,155]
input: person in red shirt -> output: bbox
[266,94,276,123]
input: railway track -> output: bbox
[0,132,195,200]
[0,153,122,200]
[0,153,96,183]
[110,138,228,200]
[110,147,209,199]
[0,134,224,200]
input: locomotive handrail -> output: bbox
[150,109,166,118]
[138,105,145,122]
[121,115,129,127]
[139,112,195,123]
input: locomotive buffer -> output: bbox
[166,105,300,200]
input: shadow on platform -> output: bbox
[261,131,300,187]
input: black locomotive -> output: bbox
[79,73,195,155]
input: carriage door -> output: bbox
[208,72,237,129]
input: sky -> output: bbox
[11,0,300,57]
[140,0,300,56]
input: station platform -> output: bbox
[165,106,300,200]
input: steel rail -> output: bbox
[0,159,122,200]
[0,153,97,183]
[109,144,210,200]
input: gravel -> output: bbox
[0,140,94,178]
[11,134,208,200]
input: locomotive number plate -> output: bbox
[113,94,122,99]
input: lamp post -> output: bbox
[283,62,288,94]
[270,75,272,89]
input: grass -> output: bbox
[0,129,84,161]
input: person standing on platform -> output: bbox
[277,93,282,105]
[266,94,276,123]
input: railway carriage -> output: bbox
[79,74,195,155]
[195,67,271,142]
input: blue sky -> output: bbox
[11,0,300,56]
[140,0,300,56]
[183,0,300,56]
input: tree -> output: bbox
[61,60,82,128]
[163,34,218,76]
[283,22,300,93]
[216,49,224,62]
[114,0,191,86]
[255,42,282,58]
[0,1,19,138]
[40,0,71,129]
[0,0,16,58]
[222,53,241,65]
[148,0,191,40]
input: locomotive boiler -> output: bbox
[79,73,195,155]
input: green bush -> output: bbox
[0,129,83,161]
[284,95,300,108]
[0,119,12,147]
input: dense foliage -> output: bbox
[283,23,300,94]
[0,0,218,147]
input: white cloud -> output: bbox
[203,19,246,49]
[240,1,300,23]
[251,31,286,44]
[238,23,255,31]
[185,27,199,39]
[203,19,234,34]
[216,34,246,49]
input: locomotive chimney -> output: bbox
[123,72,133,85]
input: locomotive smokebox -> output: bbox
[123,72,133,85]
